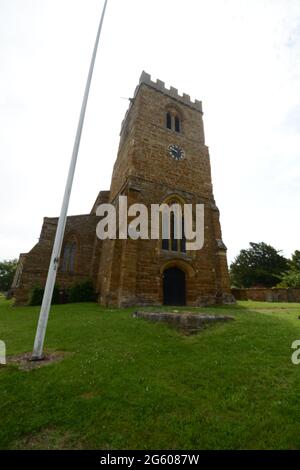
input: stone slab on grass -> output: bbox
[133,311,234,334]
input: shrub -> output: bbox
[28,281,96,306]
[28,285,60,306]
[69,280,96,303]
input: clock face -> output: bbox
[168,144,185,161]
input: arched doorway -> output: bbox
[163,267,186,306]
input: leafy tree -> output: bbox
[288,250,300,271]
[230,242,288,288]
[0,259,18,292]
[275,250,300,288]
[277,270,300,288]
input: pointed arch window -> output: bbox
[161,198,186,254]
[61,239,77,273]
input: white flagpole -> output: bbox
[32,0,109,360]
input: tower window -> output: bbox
[175,116,180,133]
[161,199,186,254]
[166,112,172,130]
[162,238,169,251]
[165,111,181,133]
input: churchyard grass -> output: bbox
[1,294,300,449]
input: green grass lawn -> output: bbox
[1,295,300,450]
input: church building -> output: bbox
[13,72,233,307]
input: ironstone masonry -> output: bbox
[12,72,234,307]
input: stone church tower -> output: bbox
[13,72,233,307]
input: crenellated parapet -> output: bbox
[137,71,202,112]
[120,71,203,135]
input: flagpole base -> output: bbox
[30,354,45,362]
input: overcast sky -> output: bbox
[1,0,300,264]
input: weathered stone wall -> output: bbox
[14,214,100,305]
[14,71,233,308]
[232,288,300,302]
[98,177,232,307]
[110,73,210,202]
[98,72,233,307]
